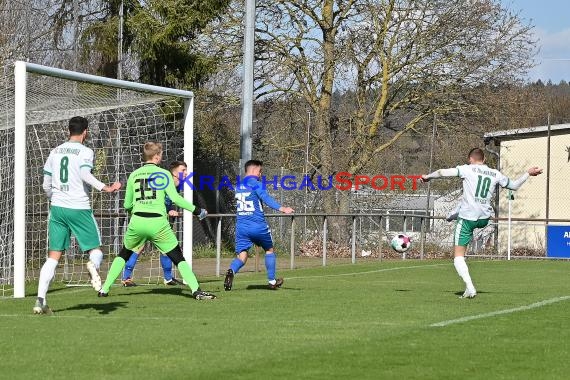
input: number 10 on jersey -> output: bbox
[475,175,491,198]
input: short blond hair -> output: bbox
[143,142,163,161]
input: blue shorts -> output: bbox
[235,224,274,253]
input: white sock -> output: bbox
[454,256,475,292]
[89,249,103,269]
[37,258,58,302]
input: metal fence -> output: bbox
[200,212,570,277]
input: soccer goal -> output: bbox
[1,61,196,298]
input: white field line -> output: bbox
[0,261,478,299]
[279,262,451,282]
[0,313,408,326]
[2,262,466,298]
[207,262,453,286]
[431,296,570,327]
[0,313,211,321]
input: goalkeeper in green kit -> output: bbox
[98,142,215,300]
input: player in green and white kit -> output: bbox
[422,148,542,298]
[34,116,122,314]
[98,142,215,300]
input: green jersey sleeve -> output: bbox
[124,172,135,212]
[164,176,196,212]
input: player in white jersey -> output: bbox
[33,116,121,314]
[422,148,542,299]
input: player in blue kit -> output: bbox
[224,160,294,291]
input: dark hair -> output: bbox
[244,159,263,171]
[68,116,89,136]
[169,160,187,173]
[468,148,485,161]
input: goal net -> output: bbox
[1,62,195,298]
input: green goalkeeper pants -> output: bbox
[123,215,179,254]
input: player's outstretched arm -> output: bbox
[42,173,53,200]
[123,176,134,212]
[79,149,121,193]
[421,168,458,182]
[279,206,294,214]
[253,185,293,214]
[164,175,207,220]
[527,167,543,176]
[79,166,121,192]
[165,179,195,212]
[42,154,54,199]
[505,167,543,190]
[102,182,122,192]
[254,186,282,211]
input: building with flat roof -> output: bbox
[484,123,570,256]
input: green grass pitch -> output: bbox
[1,259,569,379]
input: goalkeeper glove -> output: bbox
[193,208,207,220]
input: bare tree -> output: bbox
[205,0,536,212]
[0,1,54,65]
[0,0,106,70]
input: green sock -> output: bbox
[177,261,200,292]
[101,257,126,293]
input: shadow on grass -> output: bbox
[105,285,222,299]
[453,290,489,296]
[42,285,92,296]
[238,276,301,291]
[245,284,299,291]
[245,284,273,290]
[198,278,223,285]
[56,301,129,315]
[136,287,195,299]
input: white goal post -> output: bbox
[11,61,195,298]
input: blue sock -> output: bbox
[122,252,139,280]
[265,253,276,281]
[160,255,173,281]
[230,257,245,274]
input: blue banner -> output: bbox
[546,225,570,258]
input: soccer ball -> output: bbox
[390,233,411,253]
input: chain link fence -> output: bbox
[190,127,570,276]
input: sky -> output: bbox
[502,0,570,83]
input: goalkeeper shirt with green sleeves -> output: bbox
[124,163,196,216]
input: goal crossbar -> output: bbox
[23,62,195,98]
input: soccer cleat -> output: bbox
[97,291,108,297]
[223,269,234,291]
[268,277,284,290]
[460,289,477,299]
[33,300,53,315]
[86,261,102,291]
[164,278,184,286]
[192,289,216,300]
[121,278,137,287]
